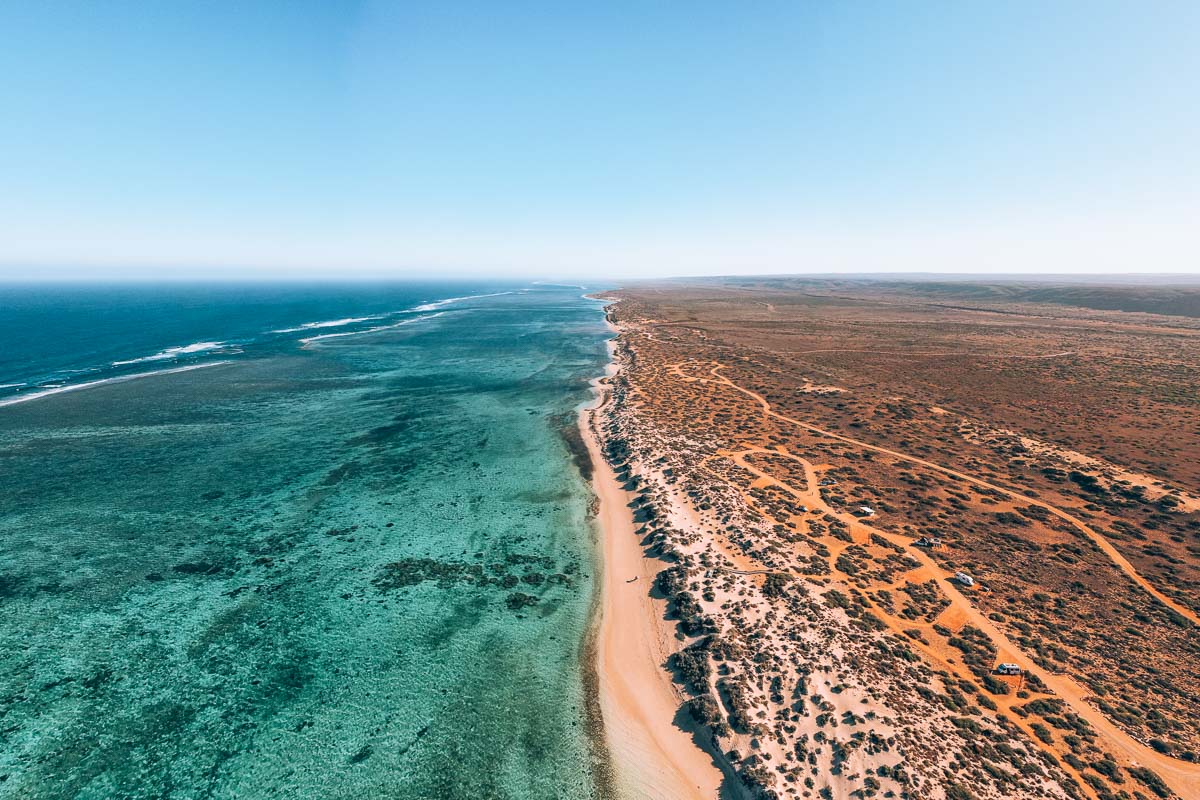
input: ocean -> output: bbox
[0,283,613,799]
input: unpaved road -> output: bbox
[706,363,1200,628]
[668,359,1200,798]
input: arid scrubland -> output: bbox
[593,280,1200,800]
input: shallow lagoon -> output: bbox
[0,287,612,799]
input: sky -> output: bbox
[0,1,1197,281]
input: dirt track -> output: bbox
[668,359,1200,799]
[706,363,1200,628]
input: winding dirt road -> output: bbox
[668,358,1200,798]
[706,363,1200,628]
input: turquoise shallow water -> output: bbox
[0,286,612,799]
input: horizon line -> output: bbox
[2,270,1200,287]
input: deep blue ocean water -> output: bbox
[0,283,613,799]
[0,283,523,398]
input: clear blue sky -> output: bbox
[1,1,1197,280]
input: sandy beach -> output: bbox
[580,332,723,800]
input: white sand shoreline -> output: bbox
[580,315,723,800]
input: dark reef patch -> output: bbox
[505,592,539,611]
[172,561,228,576]
[372,556,571,598]
[557,411,593,482]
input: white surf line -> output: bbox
[271,316,384,333]
[0,361,232,409]
[111,341,229,366]
[298,312,445,345]
[300,290,514,345]
[289,290,514,332]
[411,290,514,312]
[534,281,587,290]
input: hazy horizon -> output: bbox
[2,272,1200,287]
[3,271,1200,287]
[2,2,1197,280]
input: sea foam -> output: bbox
[0,362,231,408]
[271,317,382,333]
[112,341,228,367]
[412,291,514,312]
[299,313,444,345]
